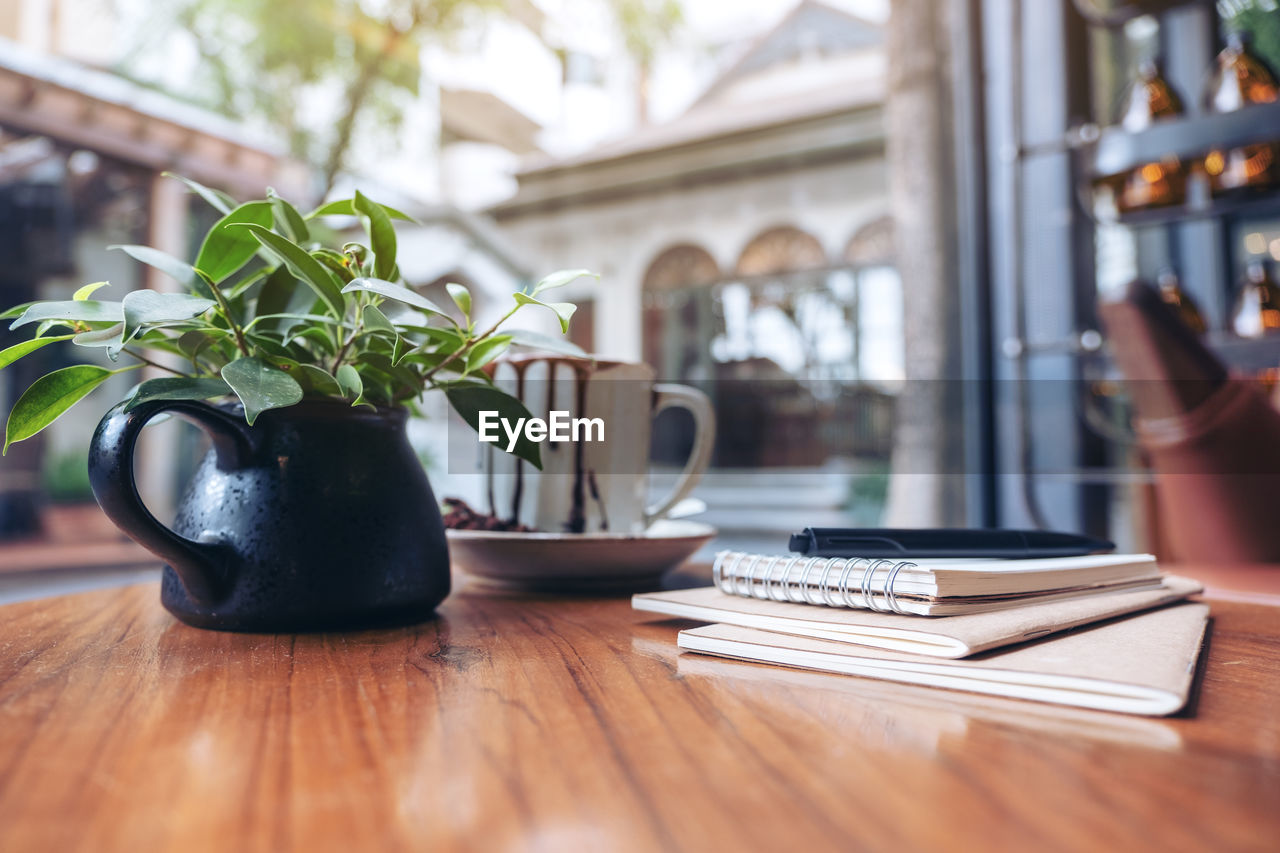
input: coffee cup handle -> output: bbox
[644,384,716,526]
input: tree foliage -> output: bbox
[127,0,496,193]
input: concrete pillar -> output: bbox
[133,173,188,523]
[882,0,967,526]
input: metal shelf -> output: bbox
[1085,102,1280,178]
[1070,0,1214,29]
[1005,330,1280,372]
[1090,190,1280,228]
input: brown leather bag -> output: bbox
[1100,281,1280,563]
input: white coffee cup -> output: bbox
[482,357,714,533]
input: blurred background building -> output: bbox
[0,0,900,564]
[3,0,1280,584]
[491,1,900,549]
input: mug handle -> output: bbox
[88,399,254,604]
[644,384,716,526]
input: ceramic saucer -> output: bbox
[447,519,716,592]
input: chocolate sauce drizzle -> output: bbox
[488,356,606,533]
[509,363,526,523]
[566,363,589,533]
[586,469,608,531]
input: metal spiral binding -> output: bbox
[712,551,918,614]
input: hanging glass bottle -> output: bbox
[1203,31,1280,199]
[1116,60,1188,213]
[1232,260,1280,338]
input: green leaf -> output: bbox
[512,292,577,334]
[231,223,345,317]
[122,291,215,347]
[350,361,401,402]
[246,312,342,331]
[244,332,297,360]
[354,352,419,392]
[4,365,115,453]
[221,357,303,425]
[446,384,542,469]
[305,198,416,222]
[353,190,397,280]
[336,363,363,401]
[195,201,274,283]
[352,370,392,406]
[73,281,109,301]
[253,265,304,331]
[72,323,125,357]
[0,334,73,370]
[9,300,123,330]
[446,283,471,317]
[110,245,211,298]
[132,330,190,356]
[267,188,310,243]
[312,248,355,283]
[398,350,452,371]
[392,335,413,365]
[164,173,234,215]
[506,328,589,358]
[530,269,595,296]
[342,278,448,317]
[284,326,336,355]
[124,377,231,411]
[225,266,272,300]
[177,329,230,367]
[0,301,35,320]
[401,325,467,349]
[465,334,512,373]
[362,304,396,334]
[296,364,343,396]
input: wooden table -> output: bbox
[1,564,1278,852]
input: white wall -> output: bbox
[498,155,890,360]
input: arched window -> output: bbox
[844,215,894,266]
[642,244,720,292]
[735,226,827,277]
[713,225,839,383]
[639,223,900,469]
[641,245,720,378]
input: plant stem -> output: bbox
[123,349,187,377]
[199,273,250,357]
[330,319,364,373]
[419,305,519,384]
[328,292,370,372]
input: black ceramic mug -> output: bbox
[89,398,450,632]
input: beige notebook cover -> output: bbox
[634,575,1202,658]
[676,603,1210,716]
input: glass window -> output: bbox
[641,233,902,553]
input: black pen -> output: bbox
[787,528,1116,559]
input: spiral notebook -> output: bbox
[677,603,1210,716]
[712,550,1162,616]
[633,575,1202,658]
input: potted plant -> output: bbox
[0,176,591,631]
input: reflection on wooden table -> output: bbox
[0,563,1276,852]
[632,633,1185,754]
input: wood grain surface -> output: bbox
[0,567,1278,853]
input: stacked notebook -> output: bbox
[633,550,1209,716]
